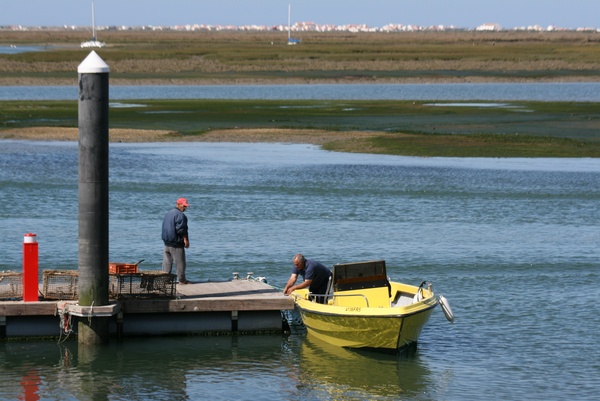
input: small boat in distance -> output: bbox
[81,0,105,48]
[291,260,453,352]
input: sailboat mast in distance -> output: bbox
[81,0,105,48]
[287,3,300,45]
[91,0,97,41]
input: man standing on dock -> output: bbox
[162,197,191,285]
[284,254,332,303]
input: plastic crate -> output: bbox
[0,271,23,300]
[42,270,78,300]
[108,263,139,274]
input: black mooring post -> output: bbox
[77,51,110,345]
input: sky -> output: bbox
[1,0,599,30]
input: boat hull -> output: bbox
[294,288,438,352]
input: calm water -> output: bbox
[1,141,599,400]
[0,45,49,55]
[2,82,600,101]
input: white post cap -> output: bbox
[23,233,37,243]
[78,51,110,74]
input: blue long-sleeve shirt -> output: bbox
[162,208,188,247]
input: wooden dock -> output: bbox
[0,279,294,339]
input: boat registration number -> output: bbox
[345,307,361,312]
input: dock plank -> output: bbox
[0,302,57,316]
[122,280,292,313]
[0,280,294,316]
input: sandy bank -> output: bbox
[0,126,394,144]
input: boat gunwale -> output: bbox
[295,297,438,319]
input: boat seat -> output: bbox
[391,291,414,307]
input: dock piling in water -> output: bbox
[77,51,110,344]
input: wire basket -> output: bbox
[109,271,176,299]
[0,271,23,300]
[42,270,79,300]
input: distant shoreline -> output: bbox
[1,76,599,87]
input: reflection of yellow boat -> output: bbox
[292,260,453,352]
[298,335,432,398]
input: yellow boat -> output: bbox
[291,260,453,352]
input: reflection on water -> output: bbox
[1,334,441,401]
[298,336,432,400]
[1,336,303,401]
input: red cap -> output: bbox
[176,197,189,207]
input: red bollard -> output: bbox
[22,233,39,302]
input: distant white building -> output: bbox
[476,23,502,31]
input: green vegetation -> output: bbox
[324,133,599,157]
[1,99,599,157]
[1,30,599,83]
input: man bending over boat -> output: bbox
[284,254,332,304]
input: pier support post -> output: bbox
[77,51,110,345]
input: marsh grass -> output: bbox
[1,30,599,84]
[2,98,598,139]
[323,133,600,157]
[1,98,599,157]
